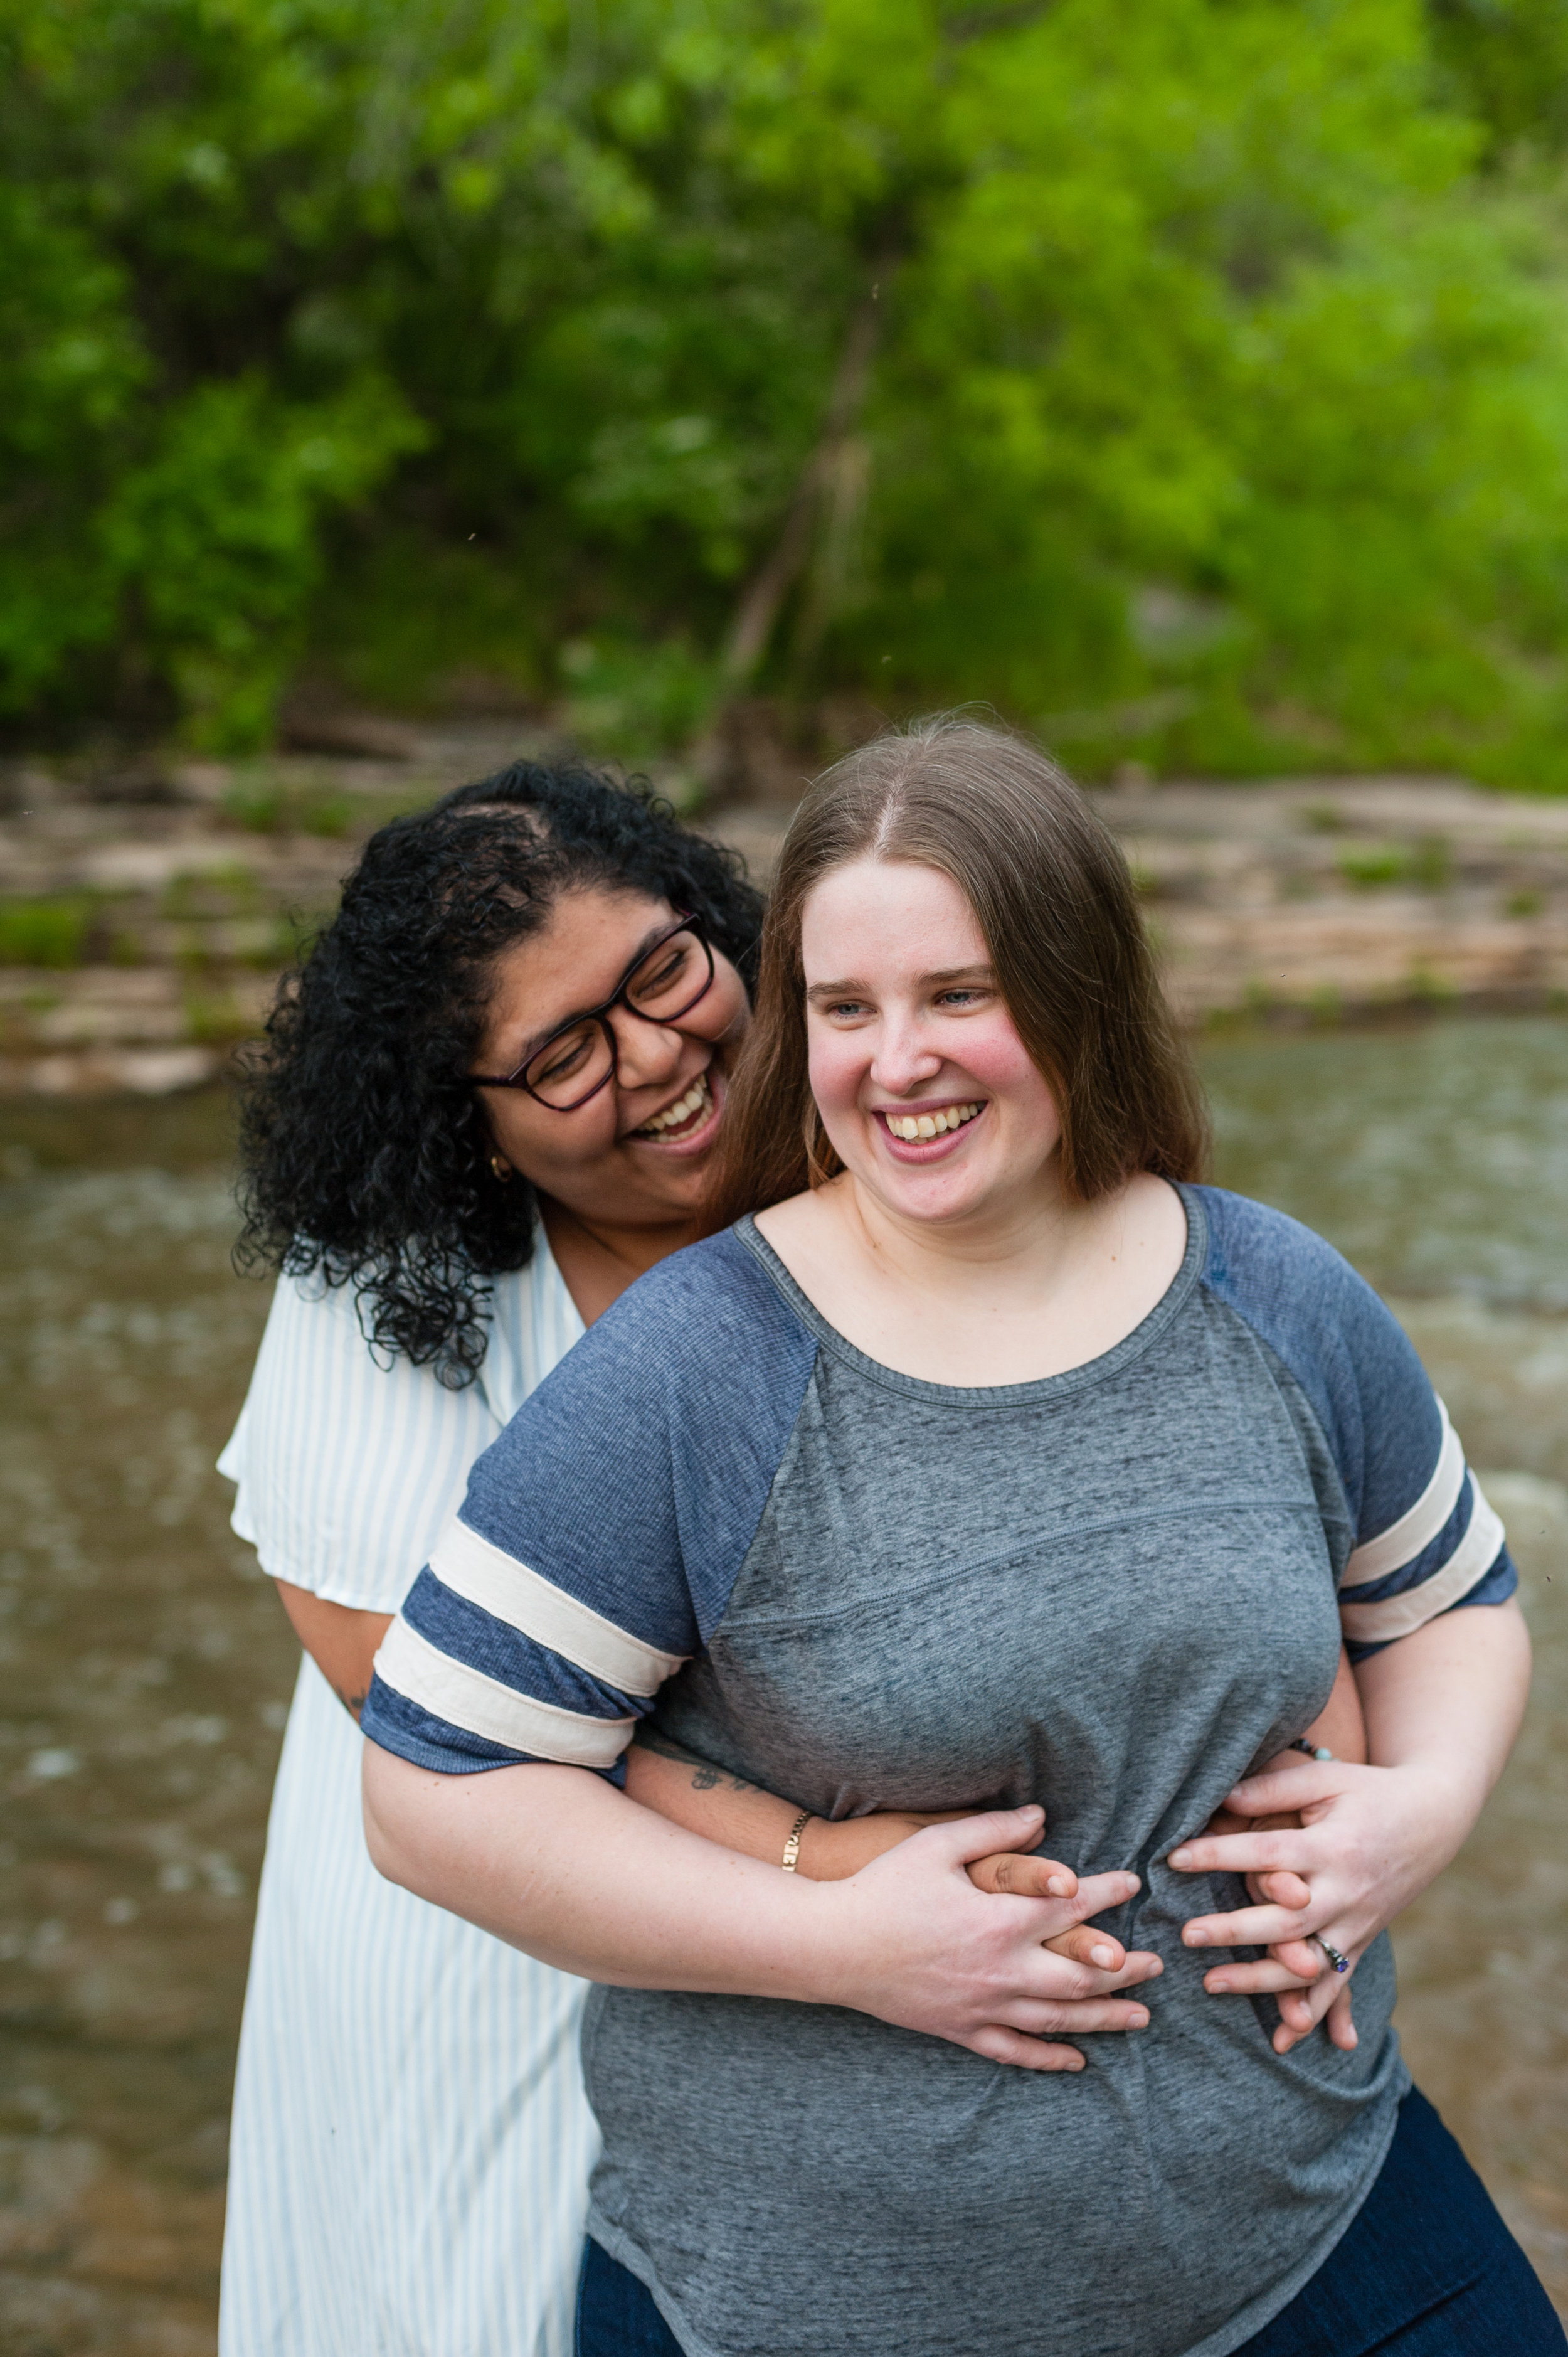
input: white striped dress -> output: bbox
[216,1242,596,2357]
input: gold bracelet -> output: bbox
[781,1809,812,1873]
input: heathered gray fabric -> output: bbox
[584,1195,1407,2357]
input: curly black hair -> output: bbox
[234,758,765,1388]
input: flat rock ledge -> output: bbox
[4,755,1568,1095]
[716,774,1568,1030]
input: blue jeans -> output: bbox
[576,2234,686,2356]
[575,2087,1564,2356]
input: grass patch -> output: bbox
[182,987,256,1045]
[159,866,261,921]
[1338,837,1453,890]
[0,897,93,968]
[221,779,354,837]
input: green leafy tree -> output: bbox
[4,0,1568,778]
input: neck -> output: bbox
[834,1163,1096,1301]
[539,1195,697,1325]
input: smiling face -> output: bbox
[472,885,750,1233]
[801,858,1065,1232]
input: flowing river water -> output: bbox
[1,1018,1565,2353]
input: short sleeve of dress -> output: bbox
[216,1271,504,1613]
[1195,1185,1517,1657]
[361,1230,819,1776]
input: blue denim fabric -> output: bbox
[575,2088,1563,2357]
[1234,2087,1564,2356]
[576,2236,685,2357]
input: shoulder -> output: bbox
[225,1267,502,1605]
[417,1228,821,1715]
[248,1265,488,1422]
[609,1223,803,1329]
[259,1248,562,1397]
[1189,1183,1438,1533]
[536,1225,818,1413]
[247,1264,411,1395]
[1194,1184,1370,1311]
[465,1225,819,1533]
[236,1262,513,1486]
[1191,1184,1407,1373]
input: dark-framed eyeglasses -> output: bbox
[468,912,716,1112]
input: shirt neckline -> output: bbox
[733,1182,1208,1409]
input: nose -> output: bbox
[606,1004,686,1092]
[869,1006,943,1098]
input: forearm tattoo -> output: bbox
[631,1723,763,1796]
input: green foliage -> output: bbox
[219,775,354,835]
[1338,838,1453,888]
[560,634,719,762]
[5,0,1568,776]
[0,897,93,968]
[1429,0,1568,156]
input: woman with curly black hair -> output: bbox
[216,758,1130,2357]
[216,758,770,2355]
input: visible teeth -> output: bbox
[640,1071,711,1134]
[888,1102,980,1142]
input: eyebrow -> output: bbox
[511,915,682,1061]
[805,962,995,1002]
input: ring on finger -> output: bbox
[1312,1934,1350,1976]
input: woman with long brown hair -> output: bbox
[221,748,1153,2356]
[361,718,1550,2357]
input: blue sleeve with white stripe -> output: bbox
[361,1229,819,1776]
[1195,1186,1515,1657]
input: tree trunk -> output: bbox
[721,282,885,688]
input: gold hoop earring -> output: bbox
[489,1154,512,1183]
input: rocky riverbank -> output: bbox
[4,728,1568,1095]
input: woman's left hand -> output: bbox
[1167,1753,1476,2055]
[1184,1767,1350,2050]
[1180,1765,1357,2052]
[1171,1601,1533,2055]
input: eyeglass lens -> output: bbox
[522,928,712,1106]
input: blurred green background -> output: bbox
[11,0,1568,784]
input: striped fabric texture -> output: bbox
[363,1191,1514,1785]
[216,1247,596,2357]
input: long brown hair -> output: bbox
[704,713,1207,1228]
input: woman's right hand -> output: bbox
[623,1740,1133,1973]
[804,1805,1162,2070]
[367,1755,1161,2070]
[806,1809,1136,1974]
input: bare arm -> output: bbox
[1303,1645,1367,1764]
[624,1730,979,1880]
[276,1588,1098,1944]
[275,1582,392,1722]
[361,1744,1163,2071]
[622,1646,1369,1958]
[1168,1598,1532,2048]
[623,1729,1126,1969]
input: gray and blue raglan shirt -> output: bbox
[363,1186,1515,2357]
